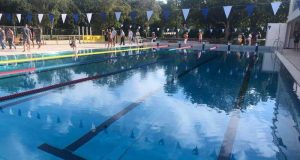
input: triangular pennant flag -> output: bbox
[0,13,2,21]
[49,14,54,23]
[201,8,209,19]
[146,10,153,21]
[99,12,106,22]
[16,14,21,23]
[271,2,282,15]
[247,27,250,31]
[234,28,237,32]
[210,29,213,33]
[177,29,180,32]
[38,14,43,23]
[129,11,137,21]
[246,4,255,16]
[268,26,271,30]
[223,6,232,19]
[115,12,121,21]
[26,14,32,23]
[5,13,12,22]
[163,9,170,22]
[73,13,79,24]
[61,14,67,23]
[86,13,92,23]
[261,26,264,30]
[182,9,190,21]
[297,1,300,9]
[222,29,225,33]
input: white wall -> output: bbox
[265,23,287,47]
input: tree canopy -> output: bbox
[0,0,289,37]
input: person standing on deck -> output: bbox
[120,29,125,46]
[23,24,31,52]
[198,31,203,43]
[151,32,157,43]
[107,29,113,49]
[128,29,133,45]
[183,31,189,45]
[29,26,35,48]
[112,28,117,47]
[35,26,42,49]
[0,28,6,50]
[6,28,16,50]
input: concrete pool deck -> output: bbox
[276,49,300,85]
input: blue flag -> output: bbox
[163,9,170,22]
[49,14,54,23]
[26,14,32,23]
[5,13,12,22]
[201,8,209,19]
[129,11,137,21]
[73,13,79,24]
[297,1,300,9]
[99,12,106,22]
[246,4,255,16]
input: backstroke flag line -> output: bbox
[115,12,121,21]
[223,6,232,19]
[87,13,92,23]
[182,9,190,21]
[146,10,153,21]
[61,14,67,23]
[16,14,21,23]
[38,14,43,23]
[271,2,282,15]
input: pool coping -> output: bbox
[275,50,300,85]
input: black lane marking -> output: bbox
[0,50,153,80]
[217,54,256,160]
[38,54,221,160]
[38,144,85,160]
[0,61,159,102]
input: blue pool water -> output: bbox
[0,49,299,160]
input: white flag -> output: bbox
[61,14,67,23]
[234,28,237,32]
[271,2,282,15]
[223,6,232,19]
[115,12,121,21]
[247,27,250,31]
[38,14,43,23]
[16,14,21,23]
[222,29,225,33]
[182,9,190,21]
[0,13,2,21]
[210,29,213,33]
[86,13,92,23]
[261,26,264,30]
[146,10,153,21]
[177,29,180,32]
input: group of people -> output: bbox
[0,24,43,52]
[104,27,158,49]
[237,32,261,46]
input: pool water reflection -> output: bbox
[0,49,299,160]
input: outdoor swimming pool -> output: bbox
[0,48,299,160]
